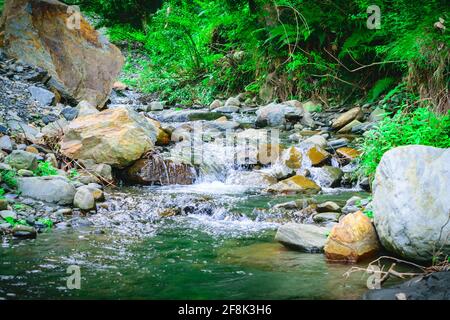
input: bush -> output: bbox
[1,169,18,189]
[33,161,58,177]
[359,107,450,178]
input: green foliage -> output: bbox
[0,187,4,199]
[0,0,4,15]
[33,161,58,177]
[37,218,53,229]
[1,169,18,189]
[80,0,448,106]
[367,77,396,102]
[13,203,25,211]
[69,168,80,180]
[359,107,450,178]
[364,210,374,219]
[3,216,28,227]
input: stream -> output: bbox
[0,105,407,300]
[0,184,378,300]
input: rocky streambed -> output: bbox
[0,0,448,300]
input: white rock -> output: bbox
[373,145,450,262]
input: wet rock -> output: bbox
[17,176,76,205]
[124,156,196,186]
[0,0,124,107]
[28,86,55,106]
[12,225,37,239]
[267,175,321,194]
[331,107,363,130]
[363,272,450,300]
[324,211,380,263]
[372,146,450,262]
[283,146,303,169]
[61,107,158,168]
[225,170,277,187]
[307,146,331,166]
[358,177,371,192]
[311,166,343,188]
[4,150,38,170]
[73,187,95,211]
[275,223,329,253]
[336,147,361,161]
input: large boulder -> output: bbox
[124,156,197,185]
[275,223,330,253]
[61,107,159,168]
[372,146,450,262]
[17,176,76,205]
[0,0,124,107]
[324,211,380,263]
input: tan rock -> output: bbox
[336,147,361,160]
[337,119,362,134]
[25,146,39,154]
[0,0,124,108]
[307,146,330,166]
[113,81,128,91]
[332,107,363,130]
[324,211,380,263]
[267,175,321,194]
[146,118,170,145]
[61,107,158,168]
[283,146,302,169]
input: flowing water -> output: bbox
[0,108,406,300]
[0,182,391,300]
